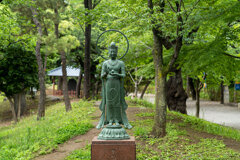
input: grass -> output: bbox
[126,97,154,108]
[132,108,240,160]
[65,144,91,160]
[65,100,240,160]
[0,100,95,160]
[169,111,240,141]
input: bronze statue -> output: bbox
[96,42,132,129]
[96,30,132,140]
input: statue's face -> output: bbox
[109,48,117,59]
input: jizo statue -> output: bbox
[96,30,132,140]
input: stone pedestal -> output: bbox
[91,136,136,160]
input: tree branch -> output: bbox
[138,76,143,85]
[93,0,101,9]
[166,0,177,13]
[128,71,136,84]
[139,41,152,50]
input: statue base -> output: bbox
[98,125,130,140]
[91,136,136,160]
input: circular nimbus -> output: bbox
[96,29,129,60]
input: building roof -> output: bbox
[47,66,80,77]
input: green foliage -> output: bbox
[0,100,95,160]
[65,144,91,160]
[0,44,38,97]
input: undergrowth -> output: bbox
[0,100,95,160]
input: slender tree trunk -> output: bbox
[166,68,188,114]
[134,83,138,98]
[140,81,151,99]
[188,77,196,100]
[83,0,92,99]
[58,77,63,91]
[61,51,72,111]
[17,94,21,119]
[20,91,26,116]
[14,94,19,116]
[54,7,72,111]
[196,79,200,117]
[151,31,167,137]
[220,81,224,104]
[7,97,18,123]
[76,69,83,98]
[31,3,46,120]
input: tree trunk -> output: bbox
[166,68,188,114]
[7,97,18,123]
[220,81,224,104]
[20,91,26,116]
[140,81,151,99]
[54,7,72,111]
[61,51,72,112]
[151,30,167,137]
[188,77,196,100]
[76,69,83,98]
[17,93,21,119]
[13,92,26,119]
[83,0,92,99]
[14,94,19,116]
[31,4,46,120]
[196,79,200,117]
[58,77,63,91]
[134,82,138,98]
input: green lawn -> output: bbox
[0,100,95,160]
[66,100,240,160]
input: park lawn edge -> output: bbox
[0,100,96,160]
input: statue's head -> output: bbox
[108,42,118,59]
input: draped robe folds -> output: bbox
[96,60,132,129]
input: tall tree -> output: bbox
[53,0,72,111]
[83,0,92,99]
[83,0,101,99]
[30,0,46,120]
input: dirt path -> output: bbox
[35,125,100,160]
[34,108,101,160]
[34,106,142,160]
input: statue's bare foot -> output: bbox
[115,121,120,126]
[109,120,113,125]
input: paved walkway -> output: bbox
[187,100,240,130]
[141,94,240,130]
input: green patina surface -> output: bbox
[97,42,132,140]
